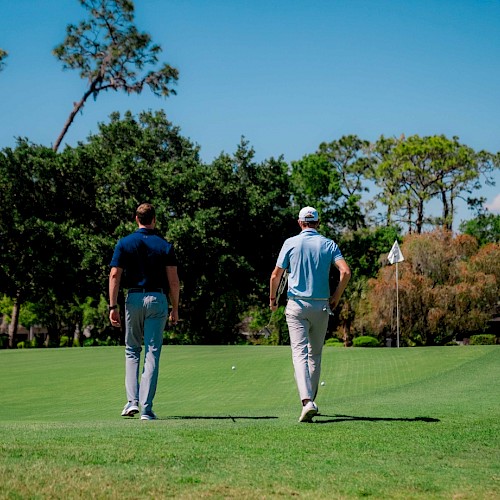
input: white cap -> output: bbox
[298,206,319,222]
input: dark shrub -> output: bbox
[325,338,343,347]
[353,335,380,347]
[469,334,496,345]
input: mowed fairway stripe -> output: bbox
[0,345,497,422]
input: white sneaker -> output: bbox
[298,401,318,423]
[141,411,158,420]
[121,402,139,417]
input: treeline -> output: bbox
[0,110,499,348]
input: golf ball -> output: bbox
[232,366,236,370]
[321,381,325,386]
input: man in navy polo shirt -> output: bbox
[109,203,180,420]
[269,207,351,423]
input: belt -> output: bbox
[288,297,328,301]
[128,288,165,294]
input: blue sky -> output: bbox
[1,0,499,225]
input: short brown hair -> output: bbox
[301,220,320,229]
[136,203,156,225]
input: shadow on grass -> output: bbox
[164,415,279,422]
[314,414,440,424]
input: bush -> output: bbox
[325,338,343,347]
[59,335,69,347]
[353,335,380,347]
[469,334,496,345]
[97,336,120,346]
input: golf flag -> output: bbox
[388,240,404,265]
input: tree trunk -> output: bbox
[73,323,81,347]
[416,200,424,234]
[342,302,351,347]
[406,201,413,234]
[8,293,21,348]
[386,206,392,227]
[448,190,455,231]
[441,189,450,230]
[53,87,94,152]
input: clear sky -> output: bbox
[1,0,499,225]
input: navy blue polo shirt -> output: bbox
[110,228,178,290]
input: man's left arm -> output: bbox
[109,267,123,327]
[329,259,351,310]
[166,266,180,325]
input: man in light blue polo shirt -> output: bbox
[270,207,351,422]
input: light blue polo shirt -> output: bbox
[276,229,344,299]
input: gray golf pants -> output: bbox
[286,299,330,403]
[124,291,169,412]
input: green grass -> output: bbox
[0,345,499,499]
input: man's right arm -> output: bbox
[269,266,285,311]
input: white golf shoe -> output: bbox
[299,401,318,423]
[121,402,140,417]
[141,411,158,420]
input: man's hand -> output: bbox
[169,308,179,325]
[109,309,121,327]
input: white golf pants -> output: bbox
[286,299,329,403]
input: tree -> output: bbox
[64,110,203,340]
[0,111,204,347]
[0,141,83,346]
[290,153,342,231]
[372,135,497,233]
[72,109,200,234]
[165,139,293,344]
[459,213,500,246]
[0,49,7,72]
[72,113,292,344]
[317,135,372,232]
[290,136,374,236]
[431,144,497,230]
[361,230,499,345]
[333,225,401,344]
[52,0,178,151]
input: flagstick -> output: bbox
[396,261,400,348]
[388,240,404,348]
